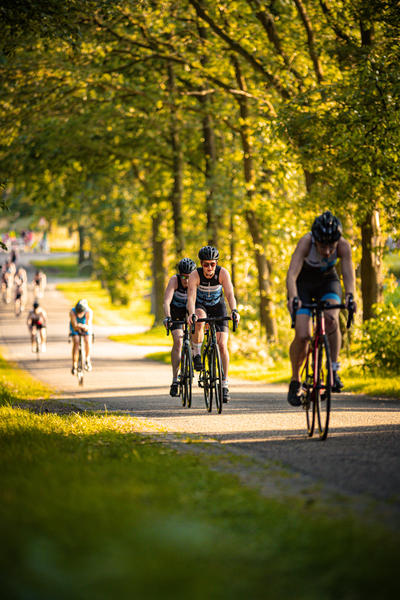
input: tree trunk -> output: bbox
[78,226,85,264]
[198,22,219,247]
[361,209,383,321]
[168,64,184,257]
[232,56,278,340]
[151,212,166,326]
[230,208,236,291]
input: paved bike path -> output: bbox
[1,252,400,521]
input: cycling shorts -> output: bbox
[31,322,45,330]
[296,265,342,316]
[195,301,229,334]
[170,304,187,331]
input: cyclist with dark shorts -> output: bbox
[286,211,357,406]
[187,246,240,403]
[27,301,47,352]
[163,257,197,397]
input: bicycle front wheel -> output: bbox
[78,344,85,387]
[203,350,212,412]
[302,355,315,437]
[212,345,223,414]
[184,347,193,408]
[35,332,41,361]
[316,334,331,440]
[180,350,187,407]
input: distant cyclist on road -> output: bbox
[286,210,357,406]
[14,266,28,315]
[187,246,240,403]
[27,301,47,352]
[69,299,93,375]
[33,269,47,299]
[163,257,197,397]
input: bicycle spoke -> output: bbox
[316,334,331,440]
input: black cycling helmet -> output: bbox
[198,246,219,261]
[178,258,196,275]
[33,301,39,309]
[312,211,343,244]
[75,299,88,313]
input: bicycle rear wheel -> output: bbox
[212,345,223,414]
[203,350,212,412]
[316,334,331,440]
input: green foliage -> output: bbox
[359,303,400,371]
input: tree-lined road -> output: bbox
[1,254,400,522]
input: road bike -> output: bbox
[32,326,42,360]
[193,315,238,414]
[69,332,94,386]
[167,319,193,408]
[292,297,354,440]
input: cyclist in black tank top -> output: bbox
[187,246,240,403]
[163,258,196,397]
[286,211,357,406]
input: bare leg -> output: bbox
[171,329,183,379]
[289,313,312,382]
[216,331,229,378]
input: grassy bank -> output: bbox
[1,400,399,600]
[0,354,53,403]
[31,256,80,278]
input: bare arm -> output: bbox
[163,276,178,318]
[286,233,311,311]
[187,270,200,322]
[338,238,357,312]
[219,267,240,320]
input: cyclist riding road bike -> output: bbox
[27,301,47,352]
[163,257,197,397]
[69,299,93,375]
[286,210,357,406]
[187,246,240,403]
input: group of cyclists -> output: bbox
[163,211,357,407]
[1,210,357,403]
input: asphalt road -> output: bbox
[1,252,400,523]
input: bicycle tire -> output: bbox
[316,334,331,440]
[180,349,187,407]
[78,341,85,387]
[35,331,41,361]
[212,345,223,414]
[184,346,193,408]
[203,350,212,412]
[302,355,315,437]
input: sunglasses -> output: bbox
[180,274,190,279]
[202,262,216,268]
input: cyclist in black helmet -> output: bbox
[187,246,240,403]
[286,211,357,406]
[163,257,197,397]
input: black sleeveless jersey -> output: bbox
[170,275,188,308]
[196,266,224,307]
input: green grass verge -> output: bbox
[0,354,54,404]
[110,325,172,346]
[57,280,153,328]
[31,256,80,278]
[1,404,399,600]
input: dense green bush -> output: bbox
[359,303,400,371]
